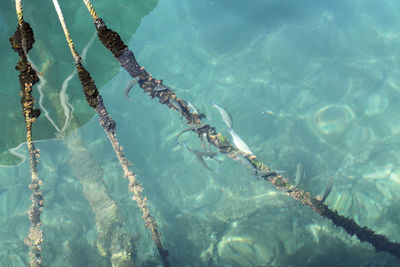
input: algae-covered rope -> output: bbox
[10,1,44,266]
[82,0,400,260]
[51,0,170,266]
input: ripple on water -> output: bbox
[389,168,400,184]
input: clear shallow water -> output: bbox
[1,0,400,266]
[0,0,157,165]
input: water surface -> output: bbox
[1,0,400,266]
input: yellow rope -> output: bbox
[51,0,80,63]
[12,1,44,266]
[82,0,99,20]
[15,0,23,25]
[50,1,152,264]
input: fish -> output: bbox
[282,163,303,192]
[197,146,221,163]
[182,100,200,114]
[233,152,256,170]
[231,153,282,178]
[123,77,139,100]
[197,150,221,163]
[169,98,184,118]
[261,110,274,115]
[193,153,213,171]
[212,102,233,128]
[183,142,213,171]
[257,169,284,177]
[153,83,169,92]
[193,150,217,158]
[184,142,218,160]
[183,100,208,120]
[175,124,203,144]
[294,163,304,188]
[201,132,210,152]
[227,128,253,155]
[321,179,333,203]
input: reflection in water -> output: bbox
[0,0,158,166]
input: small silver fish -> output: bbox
[282,163,303,192]
[183,142,217,159]
[183,142,213,171]
[233,152,256,170]
[294,163,304,188]
[153,83,169,92]
[175,124,203,144]
[227,128,253,155]
[194,153,213,171]
[195,149,220,163]
[321,179,333,203]
[257,170,284,177]
[169,98,184,118]
[182,100,200,114]
[201,132,210,152]
[212,102,233,128]
[194,150,217,158]
[124,78,139,100]
[262,110,274,115]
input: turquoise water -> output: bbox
[1,0,400,266]
[0,0,157,165]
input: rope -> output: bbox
[82,1,400,261]
[51,0,80,64]
[51,0,170,265]
[15,0,23,25]
[10,1,44,266]
[83,0,98,20]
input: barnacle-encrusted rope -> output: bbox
[51,0,170,266]
[82,0,400,260]
[10,1,44,266]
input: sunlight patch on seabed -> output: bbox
[389,168,400,184]
[217,234,273,266]
[306,223,324,243]
[307,104,355,137]
[364,93,389,116]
